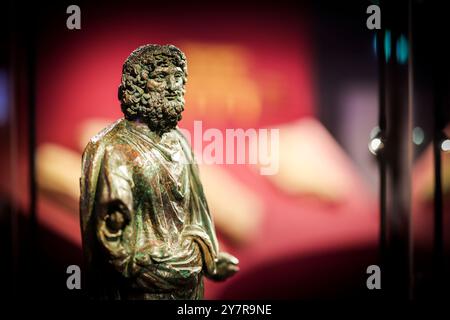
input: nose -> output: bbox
[168,75,178,91]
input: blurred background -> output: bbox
[0,0,449,299]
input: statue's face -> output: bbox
[146,64,185,107]
[136,63,186,133]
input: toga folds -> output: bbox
[79,118,219,299]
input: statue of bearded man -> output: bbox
[79,44,239,300]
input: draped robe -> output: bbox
[79,118,219,299]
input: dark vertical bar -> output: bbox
[380,0,414,299]
[432,109,443,294]
[376,7,387,272]
[430,2,445,297]
[7,0,20,297]
[25,1,38,291]
[407,1,414,298]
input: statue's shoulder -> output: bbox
[90,118,126,145]
[173,127,198,165]
[82,118,126,160]
[173,127,191,147]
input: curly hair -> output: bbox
[118,44,188,135]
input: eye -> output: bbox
[153,73,166,80]
[175,72,183,77]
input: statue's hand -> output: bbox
[210,252,239,281]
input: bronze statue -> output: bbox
[79,44,239,299]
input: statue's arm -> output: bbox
[94,150,135,278]
[181,226,239,282]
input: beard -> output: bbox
[137,91,185,135]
